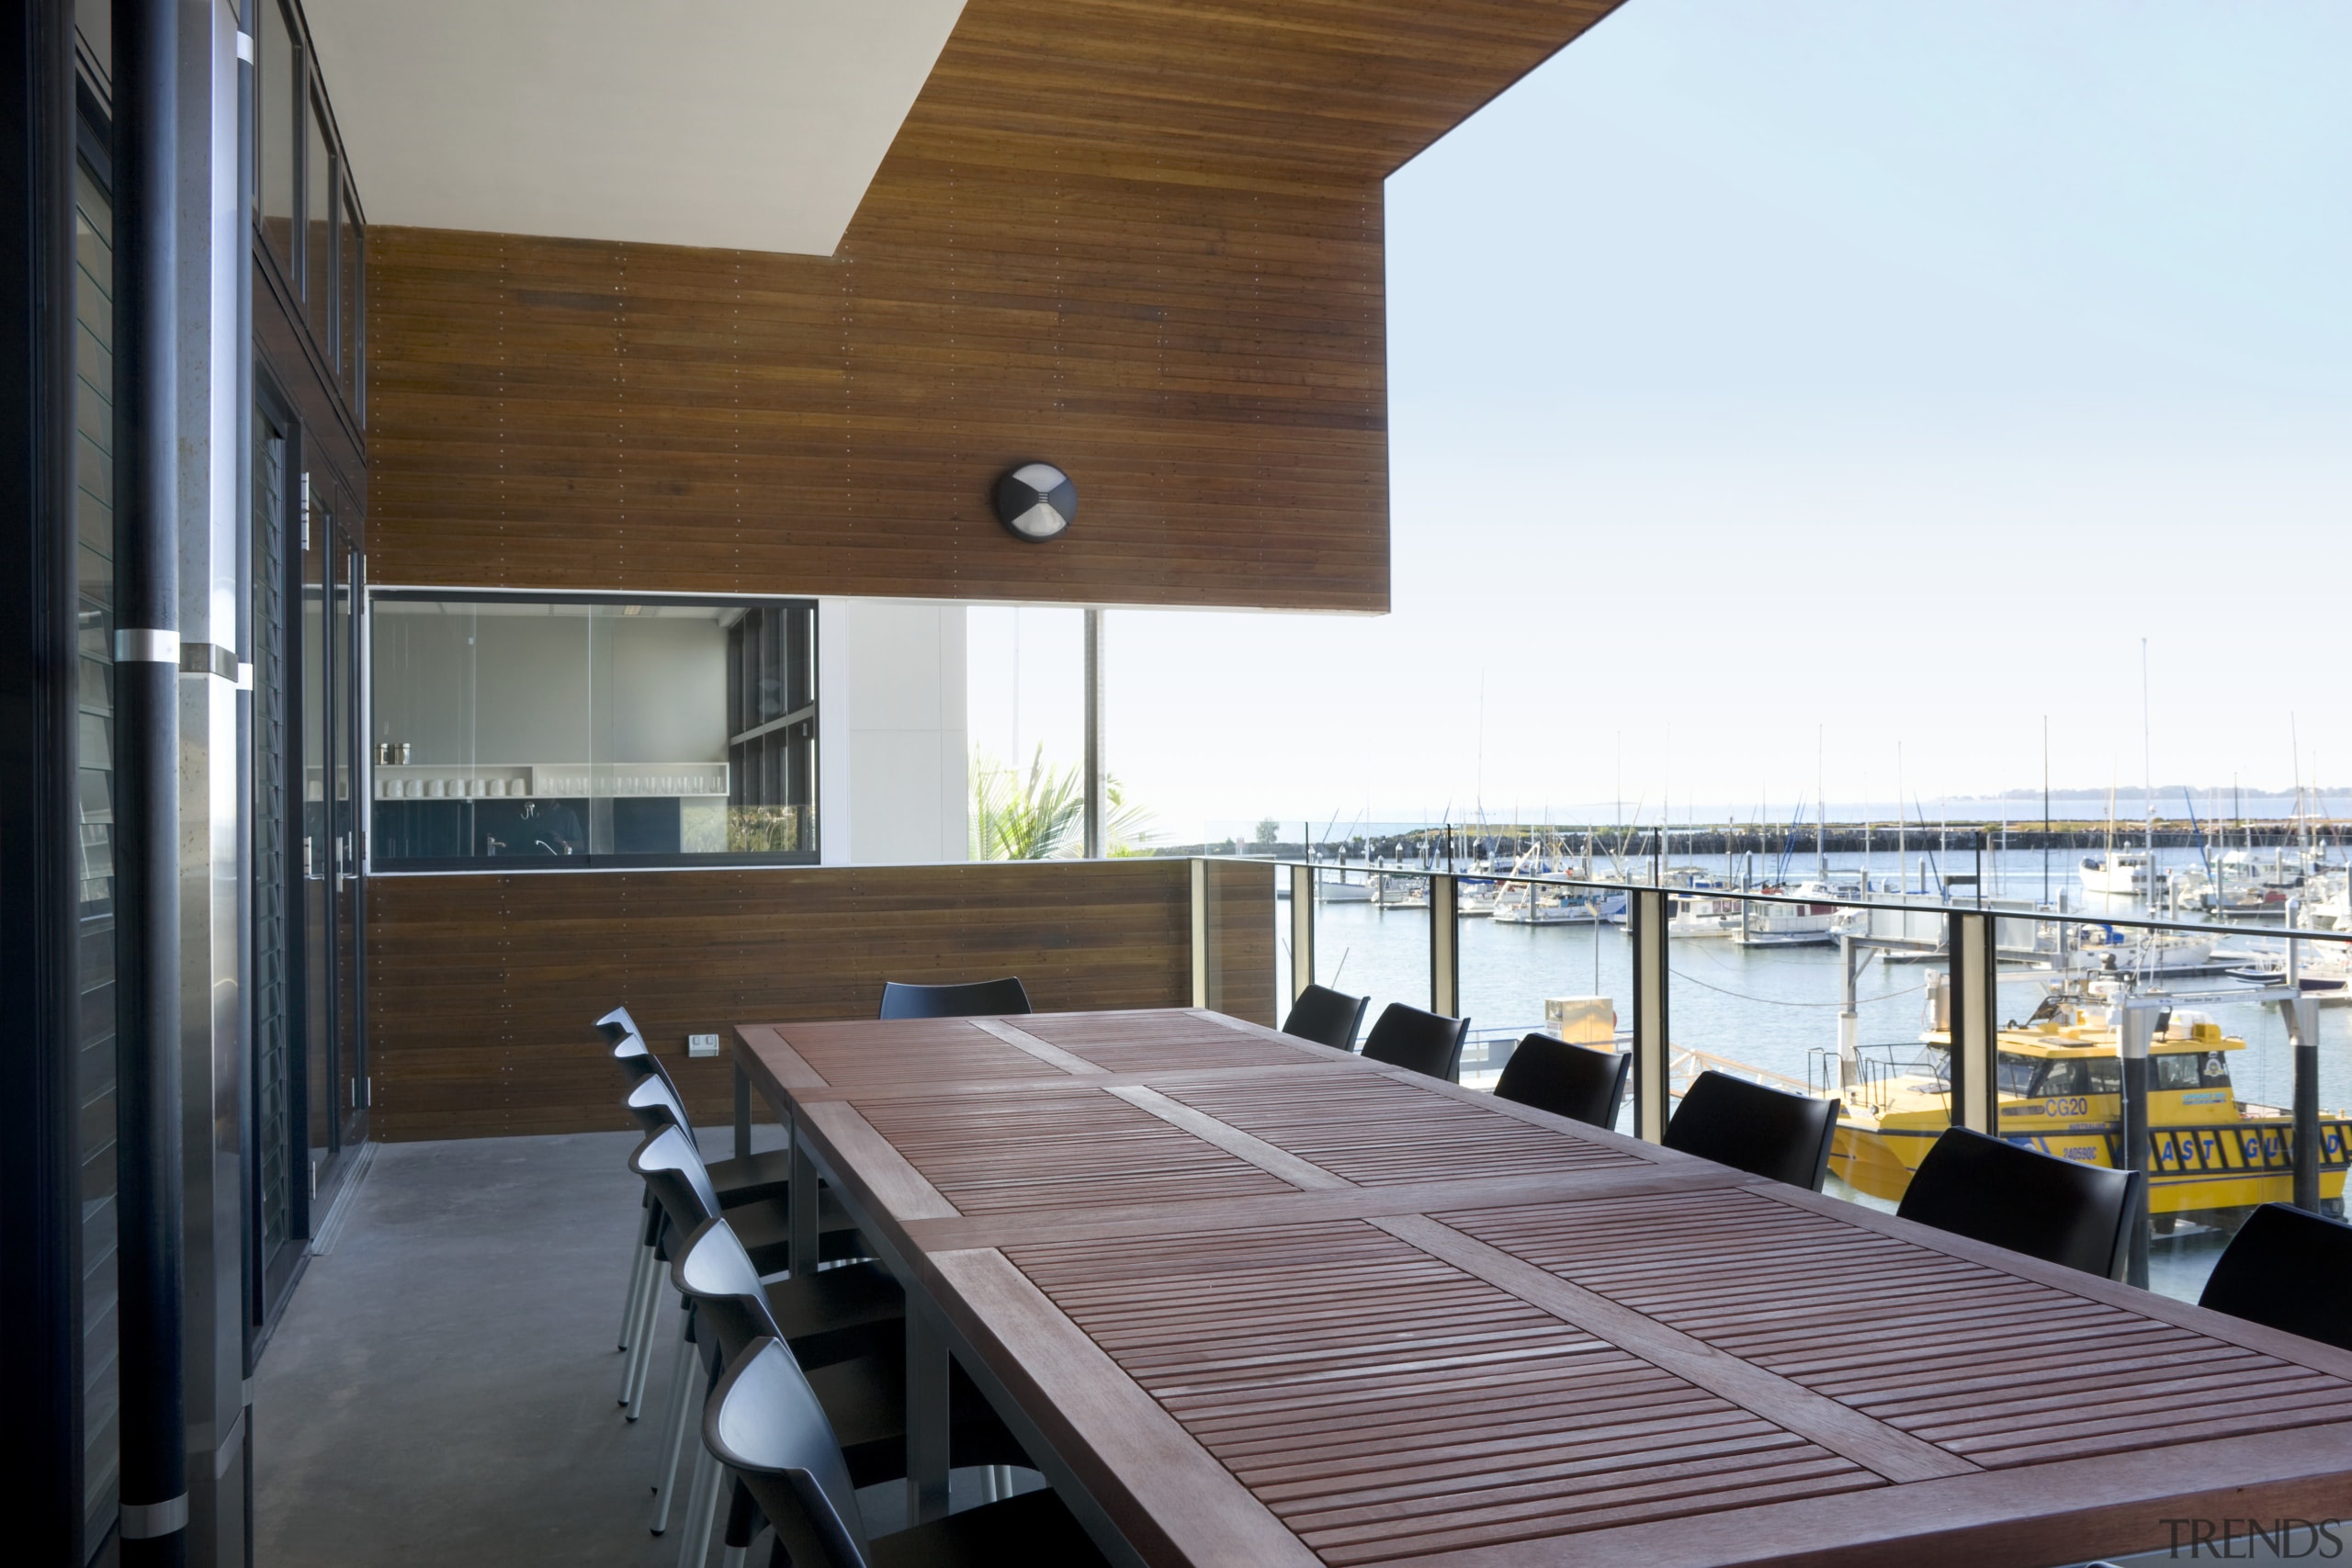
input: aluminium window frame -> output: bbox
[364,587,822,874]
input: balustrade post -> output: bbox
[2119,1000,2158,1288]
[1631,888,1670,1141]
[2283,995,2323,1213]
[1430,874,1459,1017]
[1290,863,1316,1002]
[1948,911,1998,1135]
[1189,857,1209,1008]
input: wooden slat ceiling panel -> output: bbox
[364,1,1622,607]
[1008,1218,1883,1564]
[1438,1190,2352,1469]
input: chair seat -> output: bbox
[710,1190,869,1277]
[807,1354,1035,1488]
[866,1486,1105,1568]
[711,1147,797,1209]
[764,1260,905,1370]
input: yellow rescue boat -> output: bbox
[1831,999,2350,1224]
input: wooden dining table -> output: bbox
[729,1007,2352,1567]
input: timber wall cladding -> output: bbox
[366,859,1275,1141]
[364,0,1619,611]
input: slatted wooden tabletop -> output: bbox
[733,1009,2352,1567]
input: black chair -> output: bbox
[608,1043,832,1369]
[1359,1002,1471,1081]
[876,976,1034,1020]
[666,1221,1035,1562]
[1495,1034,1631,1129]
[704,1337,1104,1568]
[654,1214,907,1547]
[1895,1126,2140,1279]
[1280,984,1369,1051]
[2199,1202,2352,1351]
[608,1023,798,1374]
[622,1126,867,1421]
[1661,1070,1839,1191]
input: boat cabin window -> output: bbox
[1997,1053,2042,1096]
[2154,1052,2231,1090]
[2028,1058,2087,1098]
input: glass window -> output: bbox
[2154,1054,2206,1091]
[368,596,818,867]
[258,0,295,276]
[305,88,333,347]
[338,177,361,409]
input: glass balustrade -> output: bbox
[1233,844,2348,1301]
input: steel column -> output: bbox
[175,5,254,1558]
[1289,863,1316,1002]
[1947,912,1999,1135]
[1429,874,1459,1018]
[114,0,188,1560]
[1630,888,1670,1142]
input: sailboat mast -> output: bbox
[1816,725,1827,885]
[1896,743,1906,897]
[2142,640,2154,882]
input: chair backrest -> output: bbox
[610,1031,654,1079]
[1895,1126,2141,1278]
[672,1216,788,1367]
[1280,984,1369,1052]
[1494,1034,1631,1128]
[2198,1202,2352,1351]
[876,976,1034,1020]
[703,1338,870,1568]
[596,1005,642,1047]
[628,1124,723,1239]
[624,1073,692,1137]
[1359,1002,1470,1081]
[1661,1071,1839,1191]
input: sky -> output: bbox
[967,0,2352,842]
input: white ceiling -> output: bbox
[301,0,967,254]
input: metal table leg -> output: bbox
[788,1117,819,1277]
[733,1056,752,1162]
[906,1303,952,1524]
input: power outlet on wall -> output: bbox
[686,1032,720,1058]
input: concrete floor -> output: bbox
[252,1128,747,1566]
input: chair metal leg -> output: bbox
[627,1292,677,1422]
[618,1258,650,1404]
[619,1258,662,1410]
[648,1337,701,1528]
[618,1239,650,1350]
[676,1443,723,1568]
